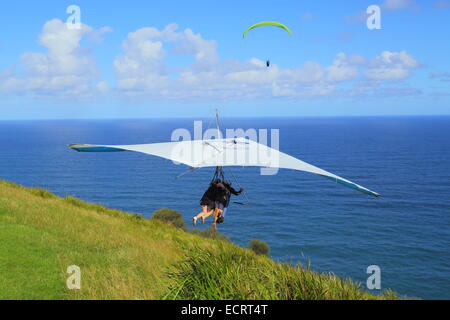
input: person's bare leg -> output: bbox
[211,208,223,233]
[202,208,214,222]
[201,209,213,224]
[193,206,209,226]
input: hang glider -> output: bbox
[69,137,380,197]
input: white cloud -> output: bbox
[88,26,113,43]
[326,53,363,82]
[114,25,421,100]
[346,80,422,98]
[1,22,422,101]
[0,67,13,79]
[113,23,221,94]
[365,51,420,80]
[96,81,110,93]
[0,19,109,98]
[114,24,342,100]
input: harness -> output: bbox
[211,166,250,207]
[211,166,225,184]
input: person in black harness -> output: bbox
[192,179,244,232]
[192,179,220,226]
[211,181,243,232]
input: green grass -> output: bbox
[166,243,398,300]
[0,179,399,300]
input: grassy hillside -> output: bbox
[0,180,398,300]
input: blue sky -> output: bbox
[0,0,449,119]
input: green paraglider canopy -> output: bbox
[243,21,292,38]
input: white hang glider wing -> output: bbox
[69,137,380,197]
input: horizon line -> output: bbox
[1,114,450,121]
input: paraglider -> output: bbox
[243,21,292,67]
[242,21,293,38]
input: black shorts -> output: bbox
[200,199,215,211]
[215,201,225,211]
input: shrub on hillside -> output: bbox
[152,208,187,231]
[248,239,270,256]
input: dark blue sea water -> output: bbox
[1,117,449,299]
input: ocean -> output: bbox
[0,116,449,299]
